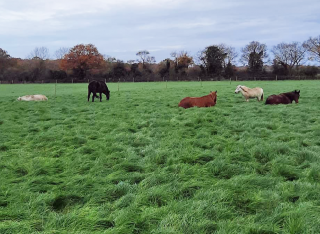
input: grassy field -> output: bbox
[0,81,320,234]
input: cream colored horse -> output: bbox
[234,85,263,102]
[17,95,48,101]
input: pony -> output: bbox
[88,80,110,102]
[17,95,48,101]
[234,85,264,102]
[178,91,217,109]
[265,90,300,105]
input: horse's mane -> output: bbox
[241,86,249,92]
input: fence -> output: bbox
[0,75,319,84]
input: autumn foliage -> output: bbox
[60,44,104,79]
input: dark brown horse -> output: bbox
[265,90,300,105]
[88,80,110,102]
[179,91,217,109]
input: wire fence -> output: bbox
[0,75,319,84]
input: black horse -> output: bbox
[88,80,110,102]
[265,90,300,105]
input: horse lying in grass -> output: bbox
[17,95,48,101]
[266,90,300,105]
[178,91,217,109]
[234,85,264,102]
[88,80,110,102]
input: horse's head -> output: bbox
[17,97,21,101]
[106,90,110,100]
[235,85,242,94]
[210,91,217,103]
[294,90,300,103]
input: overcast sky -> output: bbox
[1,0,320,64]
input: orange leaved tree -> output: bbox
[60,44,104,80]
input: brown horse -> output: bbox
[265,90,300,105]
[178,91,217,109]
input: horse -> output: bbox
[178,91,217,109]
[17,95,48,101]
[234,85,264,102]
[265,90,300,105]
[88,80,110,102]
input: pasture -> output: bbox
[0,81,320,234]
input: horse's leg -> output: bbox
[88,90,91,102]
[92,92,96,102]
[100,93,102,102]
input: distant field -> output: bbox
[1,81,320,234]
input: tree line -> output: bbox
[0,35,320,83]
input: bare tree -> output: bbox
[217,44,238,67]
[28,47,50,60]
[146,56,156,64]
[136,50,156,68]
[272,42,306,75]
[303,35,320,63]
[240,41,268,65]
[54,47,70,59]
[136,50,150,68]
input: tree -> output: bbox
[224,61,235,78]
[136,50,155,68]
[170,51,193,74]
[197,46,226,76]
[0,48,16,78]
[303,35,320,63]
[248,51,264,77]
[28,47,50,60]
[54,47,70,60]
[272,42,306,75]
[240,41,268,65]
[60,44,104,80]
[217,44,238,68]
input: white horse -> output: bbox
[17,95,48,101]
[234,85,263,102]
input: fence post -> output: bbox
[55,80,57,98]
[12,80,13,84]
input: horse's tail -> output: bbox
[261,92,263,101]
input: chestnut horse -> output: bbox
[265,90,300,105]
[178,91,217,109]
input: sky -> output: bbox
[1,0,320,64]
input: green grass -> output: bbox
[1,81,320,234]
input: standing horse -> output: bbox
[88,80,110,102]
[265,90,300,105]
[234,85,264,102]
[178,91,217,109]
